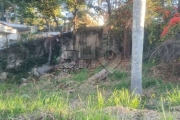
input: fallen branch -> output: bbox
[88,69,109,81]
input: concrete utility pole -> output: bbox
[131,0,146,95]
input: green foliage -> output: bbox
[7,72,29,84]
[89,66,103,76]
[113,79,130,90]
[161,23,180,41]
[0,92,67,119]
[2,69,180,119]
[110,70,130,90]
[7,57,47,74]
[143,77,163,89]
[147,21,162,45]
[143,61,158,74]
[166,87,180,106]
[72,69,88,82]
[66,0,85,12]
[97,89,104,108]
[74,110,116,120]
[0,57,7,71]
[108,89,141,109]
[110,70,128,81]
[11,0,64,30]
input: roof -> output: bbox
[77,26,103,34]
[0,21,30,32]
[38,32,60,37]
[0,24,16,34]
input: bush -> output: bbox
[7,57,48,74]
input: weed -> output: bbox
[142,77,162,89]
[73,69,88,82]
[160,97,175,120]
[142,61,157,75]
[110,70,128,81]
[74,110,116,120]
[166,86,180,106]
[108,89,141,109]
[113,79,130,90]
[0,92,68,119]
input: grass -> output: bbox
[142,77,163,89]
[109,70,130,90]
[72,69,88,82]
[1,62,180,119]
[0,84,179,119]
[166,86,180,106]
[74,110,117,120]
[0,82,142,119]
[108,89,141,109]
[0,92,68,119]
[110,70,128,81]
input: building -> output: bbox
[0,21,30,49]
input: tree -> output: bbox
[10,0,64,31]
[106,0,111,19]
[108,0,133,58]
[131,0,146,95]
[0,0,14,21]
[66,0,85,34]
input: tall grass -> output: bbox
[0,92,68,119]
[166,87,180,106]
[78,88,142,110]
[160,97,175,120]
[74,110,117,120]
[111,70,128,81]
[108,89,141,109]
[73,69,88,82]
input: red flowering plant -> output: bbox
[154,7,171,21]
[147,7,174,44]
[161,12,180,40]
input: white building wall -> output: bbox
[7,33,19,40]
[0,33,8,50]
[0,24,16,33]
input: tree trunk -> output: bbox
[123,18,132,59]
[106,0,111,19]
[72,5,78,50]
[52,14,61,32]
[1,3,4,20]
[73,6,78,34]
[48,39,52,65]
[45,18,50,32]
[123,28,128,58]
[161,0,164,8]
[178,0,180,13]
[131,0,146,95]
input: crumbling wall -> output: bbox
[76,26,103,59]
[0,27,118,82]
[0,32,74,82]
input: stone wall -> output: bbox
[0,26,118,70]
[75,26,103,59]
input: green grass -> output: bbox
[0,81,180,119]
[0,92,68,119]
[72,69,88,82]
[74,110,117,120]
[110,70,128,81]
[1,61,180,119]
[113,79,130,90]
[142,77,163,89]
[166,87,180,106]
[108,89,141,109]
[0,83,142,119]
[109,70,130,90]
